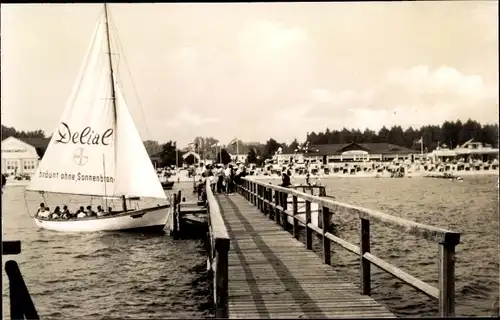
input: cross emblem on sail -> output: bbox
[73,148,89,166]
[26,11,166,200]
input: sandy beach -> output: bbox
[166,167,498,184]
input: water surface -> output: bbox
[2,182,212,319]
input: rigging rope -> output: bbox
[23,192,35,218]
[108,9,151,139]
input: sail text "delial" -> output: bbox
[55,122,114,146]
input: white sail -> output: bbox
[114,84,166,199]
[27,11,165,199]
[28,14,116,197]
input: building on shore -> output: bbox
[273,146,301,165]
[181,151,201,165]
[1,136,50,176]
[303,142,417,164]
[431,139,499,163]
[226,144,250,163]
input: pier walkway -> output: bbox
[206,178,461,319]
[216,194,394,318]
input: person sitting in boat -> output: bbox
[51,206,61,219]
[61,205,70,219]
[76,206,86,218]
[36,203,51,218]
[86,205,97,217]
[96,205,106,217]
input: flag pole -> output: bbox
[236,139,239,162]
[176,142,179,169]
[196,138,199,166]
[420,137,423,156]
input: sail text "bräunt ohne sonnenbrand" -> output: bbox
[38,171,115,183]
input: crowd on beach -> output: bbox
[167,155,499,184]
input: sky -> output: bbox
[1,2,498,147]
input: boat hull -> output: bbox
[34,205,170,233]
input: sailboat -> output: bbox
[25,4,170,233]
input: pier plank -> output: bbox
[215,194,395,319]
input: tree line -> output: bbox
[1,125,46,139]
[306,119,498,151]
[3,119,498,167]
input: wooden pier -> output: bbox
[167,189,208,239]
[205,178,461,318]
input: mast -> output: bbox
[104,3,127,212]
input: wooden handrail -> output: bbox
[3,241,21,255]
[205,179,230,318]
[236,177,461,317]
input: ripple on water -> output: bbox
[2,183,213,319]
[289,175,499,317]
[3,177,498,317]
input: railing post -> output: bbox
[438,241,456,317]
[214,238,229,318]
[252,182,260,209]
[248,182,252,203]
[292,195,299,239]
[257,185,261,210]
[244,180,247,199]
[249,181,252,202]
[250,182,254,204]
[172,193,179,239]
[274,190,280,225]
[322,206,331,265]
[305,201,312,250]
[253,183,257,206]
[262,186,268,215]
[267,188,272,218]
[281,191,288,229]
[360,218,371,295]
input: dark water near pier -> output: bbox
[284,174,499,317]
[2,182,212,319]
[2,176,498,318]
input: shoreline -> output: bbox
[249,169,498,181]
[6,168,497,188]
[167,168,498,183]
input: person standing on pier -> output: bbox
[224,164,232,194]
[281,171,291,187]
[216,164,224,193]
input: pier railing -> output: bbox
[205,180,230,318]
[3,241,40,320]
[236,177,461,317]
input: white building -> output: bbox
[431,139,499,163]
[230,153,248,163]
[1,137,49,176]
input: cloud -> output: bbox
[2,3,497,147]
[304,66,498,131]
[165,109,220,129]
[238,20,306,54]
[472,2,498,42]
